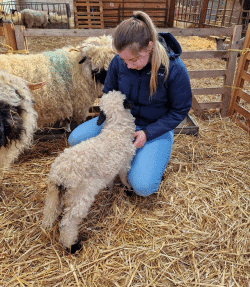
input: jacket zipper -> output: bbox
[137,75,142,104]
[137,75,142,116]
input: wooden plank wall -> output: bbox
[74,0,104,29]
[102,0,168,28]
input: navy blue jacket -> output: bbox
[103,33,192,141]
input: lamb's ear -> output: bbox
[123,99,133,109]
[79,56,87,64]
[97,110,106,125]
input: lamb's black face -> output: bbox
[0,102,24,148]
[91,68,107,85]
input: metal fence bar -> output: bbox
[0,2,71,29]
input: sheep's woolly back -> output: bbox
[81,35,116,71]
[21,9,48,28]
[49,90,136,192]
[0,48,98,127]
[0,69,37,179]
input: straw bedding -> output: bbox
[0,35,249,286]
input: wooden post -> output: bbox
[191,95,203,117]
[221,25,242,117]
[14,25,28,51]
[164,0,168,27]
[228,23,250,116]
[168,0,176,28]
[198,0,209,28]
[3,23,18,51]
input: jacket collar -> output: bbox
[158,33,182,57]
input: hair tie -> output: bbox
[132,15,139,19]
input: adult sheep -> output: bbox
[42,90,136,253]
[0,35,116,179]
[0,35,116,130]
[0,69,37,181]
[21,9,50,28]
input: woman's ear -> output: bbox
[147,41,154,51]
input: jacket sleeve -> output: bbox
[142,57,192,141]
[102,55,119,93]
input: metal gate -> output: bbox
[174,0,249,36]
[0,1,71,29]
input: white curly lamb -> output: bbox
[42,90,136,252]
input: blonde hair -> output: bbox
[113,11,169,98]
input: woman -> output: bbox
[69,11,192,197]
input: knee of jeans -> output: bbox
[68,133,78,147]
[128,175,159,197]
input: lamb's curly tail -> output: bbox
[42,182,62,228]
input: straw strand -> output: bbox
[1,43,29,54]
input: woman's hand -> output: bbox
[133,130,147,148]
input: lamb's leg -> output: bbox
[59,188,97,252]
[119,168,131,189]
[107,179,114,187]
[59,210,82,251]
[42,182,62,228]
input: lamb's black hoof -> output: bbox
[67,242,82,254]
[124,187,134,197]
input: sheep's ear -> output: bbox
[97,110,106,125]
[222,37,226,42]
[79,56,87,64]
[123,99,133,109]
[27,81,45,91]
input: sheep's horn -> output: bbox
[123,99,133,109]
[97,110,106,125]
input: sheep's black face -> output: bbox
[0,102,24,148]
[92,68,107,85]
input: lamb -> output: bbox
[215,37,245,59]
[42,90,136,253]
[20,9,50,28]
[0,69,37,181]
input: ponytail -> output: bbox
[113,11,169,99]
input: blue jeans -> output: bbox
[68,117,174,197]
